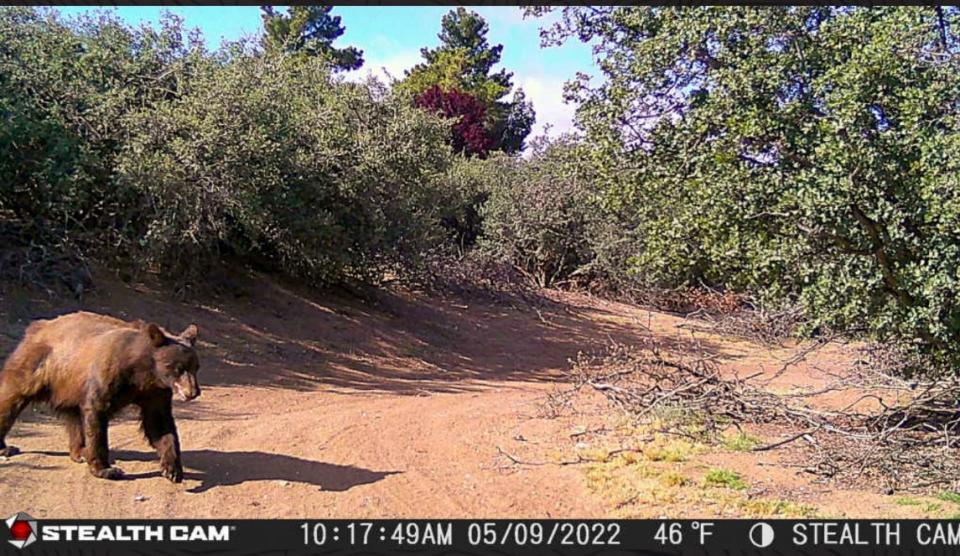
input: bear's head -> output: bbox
[143,323,201,401]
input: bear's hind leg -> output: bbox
[0,337,50,458]
[0,381,28,458]
[64,411,85,463]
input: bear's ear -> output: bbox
[181,324,199,347]
[143,323,166,347]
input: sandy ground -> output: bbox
[0,272,948,518]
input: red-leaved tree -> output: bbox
[414,85,493,157]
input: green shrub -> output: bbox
[435,154,515,254]
[0,8,464,288]
[116,54,455,285]
[937,492,960,505]
[534,6,960,371]
[480,137,603,287]
[0,8,206,236]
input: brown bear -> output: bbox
[0,311,201,482]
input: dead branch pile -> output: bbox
[564,342,781,429]
[416,250,557,313]
[690,304,805,346]
[628,287,744,315]
[560,338,960,493]
[631,286,804,345]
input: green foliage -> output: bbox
[722,432,761,452]
[703,468,748,490]
[437,154,514,253]
[937,492,960,505]
[116,55,454,285]
[260,6,363,71]
[402,48,506,106]
[534,6,960,369]
[420,7,512,84]
[0,7,206,239]
[0,7,458,288]
[417,7,512,96]
[401,8,535,154]
[479,136,606,287]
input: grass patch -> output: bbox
[738,498,819,518]
[895,497,923,506]
[644,436,699,463]
[703,468,747,490]
[937,492,960,505]
[659,470,689,487]
[577,447,619,463]
[584,462,616,487]
[924,502,943,514]
[722,432,760,452]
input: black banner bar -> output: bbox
[4,519,960,555]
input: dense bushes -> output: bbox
[117,55,454,285]
[0,8,458,287]
[0,9,204,235]
[534,6,960,369]
[478,137,642,290]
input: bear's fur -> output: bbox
[0,311,200,482]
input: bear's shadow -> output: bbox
[112,449,399,494]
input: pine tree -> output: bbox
[260,6,363,71]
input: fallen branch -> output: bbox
[557,337,960,493]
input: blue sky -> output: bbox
[56,6,598,139]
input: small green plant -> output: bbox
[722,432,760,452]
[895,497,923,506]
[937,492,960,505]
[924,502,943,514]
[703,468,747,490]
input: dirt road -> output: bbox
[0,273,948,518]
[1,274,643,518]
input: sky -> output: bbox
[56,6,599,139]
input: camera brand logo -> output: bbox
[6,513,37,549]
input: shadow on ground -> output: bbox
[113,449,399,494]
[0,269,729,395]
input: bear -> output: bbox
[0,311,201,482]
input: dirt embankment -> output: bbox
[0,271,953,518]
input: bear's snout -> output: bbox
[173,376,201,401]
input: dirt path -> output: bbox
[0,273,950,518]
[1,274,640,518]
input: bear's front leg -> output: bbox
[140,395,183,483]
[64,412,85,463]
[81,408,124,480]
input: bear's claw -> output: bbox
[162,464,183,483]
[92,467,125,480]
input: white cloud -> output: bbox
[516,74,578,140]
[472,6,535,28]
[345,49,422,84]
